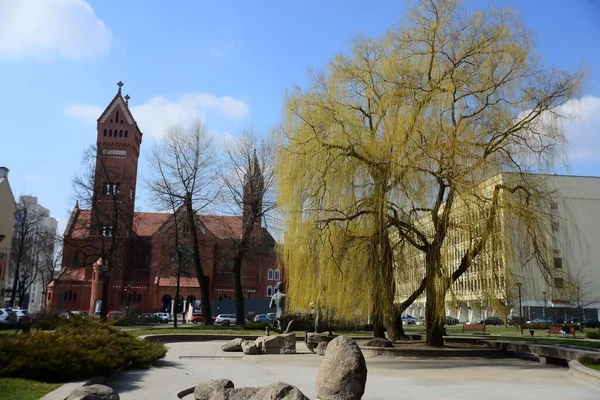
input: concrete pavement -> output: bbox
[44,340,600,399]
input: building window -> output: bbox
[104,183,120,195]
[116,111,119,122]
[102,226,114,237]
[119,130,123,137]
[73,292,77,302]
[553,257,562,269]
[274,269,280,281]
[109,129,112,137]
[268,268,274,281]
[103,129,107,137]
[68,290,73,301]
[552,221,559,232]
[555,277,564,289]
[137,294,142,303]
[125,130,128,138]
[48,291,52,301]
[267,285,273,297]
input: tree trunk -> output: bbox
[185,198,212,324]
[372,318,386,338]
[425,251,447,347]
[8,260,20,308]
[100,268,109,319]
[232,259,245,325]
[386,311,409,341]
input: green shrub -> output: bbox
[0,318,166,382]
[585,330,600,339]
[243,322,267,330]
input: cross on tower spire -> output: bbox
[124,94,130,104]
[117,81,124,93]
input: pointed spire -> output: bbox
[117,81,124,93]
[124,94,130,104]
[75,200,79,209]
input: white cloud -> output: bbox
[65,104,103,124]
[0,0,111,59]
[560,96,600,162]
[65,92,250,139]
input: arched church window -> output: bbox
[73,292,77,302]
[119,130,123,137]
[104,129,107,137]
[109,129,112,137]
[110,119,113,123]
[116,111,119,122]
[267,285,273,297]
[268,268,273,281]
[121,119,123,123]
[274,269,280,281]
[124,130,128,138]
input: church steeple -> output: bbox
[242,149,264,231]
[91,82,143,238]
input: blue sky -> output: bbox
[1,0,599,234]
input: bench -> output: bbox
[548,326,575,336]
[462,324,486,334]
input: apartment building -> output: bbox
[396,173,600,323]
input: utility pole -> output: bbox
[516,282,523,336]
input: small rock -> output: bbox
[255,333,296,354]
[364,338,394,348]
[212,387,259,399]
[194,379,234,400]
[242,340,258,355]
[316,341,328,356]
[67,384,119,400]
[315,336,367,400]
[221,338,244,352]
[249,382,309,399]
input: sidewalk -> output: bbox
[43,340,600,400]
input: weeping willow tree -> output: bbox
[276,0,583,346]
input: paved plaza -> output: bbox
[69,340,597,400]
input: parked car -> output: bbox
[478,317,504,326]
[445,316,459,325]
[136,313,160,325]
[107,311,124,319]
[254,314,275,324]
[526,318,552,324]
[153,312,170,323]
[215,314,237,325]
[401,315,417,324]
[14,310,32,321]
[60,311,84,318]
[188,313,205,324]
[0,308,18,329]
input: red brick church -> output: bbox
[46,83,281,315]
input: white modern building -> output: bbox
[4,196,58,312]
[396,173,600,323]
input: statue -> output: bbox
[267,282,295,335]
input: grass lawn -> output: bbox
[581,362,600,371]
[0,378,61,400]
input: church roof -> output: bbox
[66,209,249,240]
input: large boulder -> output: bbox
[249,382,309,399]
[316,341,328,356]
[363,338,394,348]
[194,379,234,400]
[212,387,259,399]
[315,336,367,400]
[242,340,258,355]
[221,338,244,352]
[67,384,119,400]
[305,332,335,353]
[255,333,296,354]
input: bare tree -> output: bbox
[71,145,136,319]
[8,196,50,308]
[146,120,219,324]
[566,268,599,332]
[221,130,277,325]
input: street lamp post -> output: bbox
[124,284,132,317]
[542,291,547,321]
[516,282,523,336]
